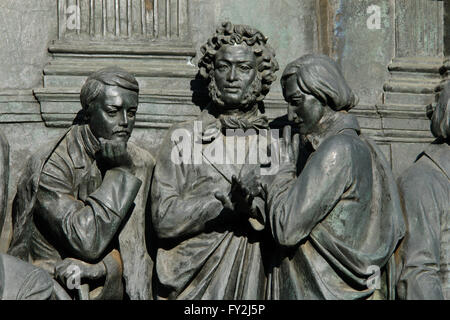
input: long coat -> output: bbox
[151,109,271,299]
[396,141,450,300]
[7,124,155,299]
[0,130,54,300]
[266,113,405,299]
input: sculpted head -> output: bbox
[430,81,450,141]
[80,67,139,142]
[198,21,279,111]
[281,54,358,135]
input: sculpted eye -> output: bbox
[239,65,252,71]
[217,64,229,72]
[127,111,136,118]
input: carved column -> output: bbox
[379,0,446,143]
[34,0,197,129]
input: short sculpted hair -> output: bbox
[281,54,358,111]
[198,21,279,102]
[80,67,139,113]
[430,81,450,139]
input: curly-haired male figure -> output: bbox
[151,22,279,299]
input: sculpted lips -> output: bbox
[223,86,241,93]
[113,129,130,137]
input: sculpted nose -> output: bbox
[227,65,237,82]
[119,110,128,126]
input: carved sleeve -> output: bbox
[150,127,223,240]
[396,165,445,300]
[35,155,142,262]
[267,136,353,247]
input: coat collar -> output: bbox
[423,140,450,180]
[66,125,101,169]
[306,112,361,150]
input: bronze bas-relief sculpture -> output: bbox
[1,19,446,301]
[7,67,155,300]
[264,54,405,299]
[150,22,279,299]
[0,130,56,300]
[396,81,450,300]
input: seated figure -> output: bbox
[7,67,155,300]
[0,130,56,300]
[396,81,450,300]
[0,253,55,300]
[265,54,405,299]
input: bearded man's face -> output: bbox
[210,44,261,111]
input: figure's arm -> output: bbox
[267,137,352,246]
[35,154,142,262]
[396,171,444,300]
[151,130,223,240]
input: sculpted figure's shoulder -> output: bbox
[127,142,156,170]
[314,132,363,166]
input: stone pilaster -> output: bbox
[378,0,447,144]
[34,0,197,128]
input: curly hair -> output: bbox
[198,21,279,102]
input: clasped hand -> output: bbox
[214,165,262,216]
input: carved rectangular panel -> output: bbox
[57,0,189,42]
[395,0,444,57]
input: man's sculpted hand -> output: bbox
[280,126,300,166]
[98,138,134,174]
[55,258,106,286]
[214,174,260,215]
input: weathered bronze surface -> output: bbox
[151,22,279,299]
[0,131,58,300]
[396,81,450,300]
[0,0,448,301]
[264,54,405,299]
[7,68,155,300]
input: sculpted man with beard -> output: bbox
[150,21,279,299]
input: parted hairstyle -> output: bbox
[80,67,139,113]
[430,81,450,139]
[281,54,359,111]
[198,21,279,102]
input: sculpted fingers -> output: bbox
[55,259,78,284]
[293,133,300,165]
[214,191,234,211]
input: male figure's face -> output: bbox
[283,74,324,135]
[88,85,138,142]
[213,44,257,109]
